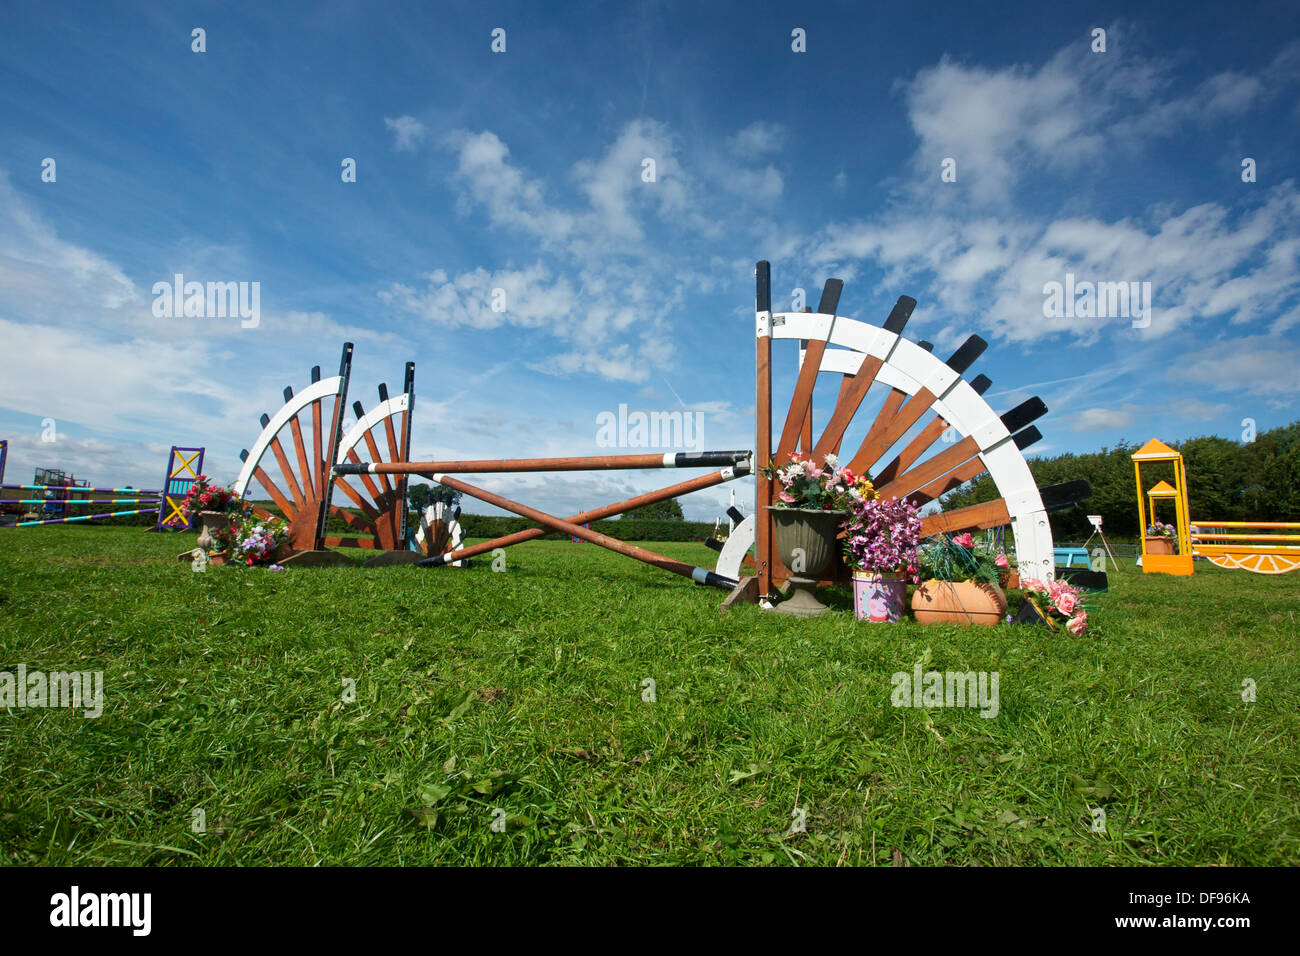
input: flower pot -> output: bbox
[766,507,847,617]
[1144,536,1174,555]
[194,511,230,553]
[911,579,1008,626]
[999,570,1020,590]
[852,570,907,622]
[266,541,295,564]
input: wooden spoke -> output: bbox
[775,280,842,461]
[268,434,306,509]
[311,391,325,508]
[810,296,914,463]
[873,374,992,487]
[909,457,989,507]
[847,389,930,476]
[919,498,1011,537]
[251,464,295,519]
[874,433,982,502]
[287,394,315,501]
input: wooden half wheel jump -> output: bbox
[327,363,424,566]
[232,344,355,566]
[413,502,466,566]
[722,260,1061,601]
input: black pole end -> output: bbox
[755,261,772,313]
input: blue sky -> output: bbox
[1,0,1297,520]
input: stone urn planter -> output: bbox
[766,507,847,617]
[911,579,1008,626]
[194,511,230,552]
[1144,536,1174,555]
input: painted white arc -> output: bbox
[234,376,344,498]
[732,308,1054,581]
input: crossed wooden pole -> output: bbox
[333,451,752,590]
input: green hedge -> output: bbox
[458,513,714,542]
[0,505,715,543]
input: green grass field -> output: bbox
[1,526,1297,866]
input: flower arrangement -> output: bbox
[916,531,1005,584]
[211,514,293,567]
[182,476,245,518]
[1145,521,1174,538]
[761,452,871,511]
[842,495,923,582]
[1020,577,1089,635]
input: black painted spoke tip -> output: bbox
[883,297,916,333]
[1000,396,1049,433]
[818,278,844,315]
[1012,426,1043,451]
[946,335,988,374]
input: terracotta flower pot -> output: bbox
[1144,536,1174,555]
[911,579,1008,626]
[266,541,296,564]
[999,570,1020,590]
[766,507,847,617]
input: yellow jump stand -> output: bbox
[1132,439,1193,575]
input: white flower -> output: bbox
[823,453,839,468]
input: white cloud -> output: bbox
[808,183,1300,345]
[1166,397,1229,420]
[0,173,138,317]
[379,263,580,331]
[445,130,576,246]
[1071,405,1138,431]
[384,115,428,151]
[728,121,786,155]
[1178,336,1300,396]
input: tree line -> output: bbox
[938,421,1300,541]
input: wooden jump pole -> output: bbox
[3,507,159,528]
[422,473,740,590]
[334,450,752,477]
[418,465,749,567]
[0,498,161,505]
[1,484,162,494]
[755,260,774,601]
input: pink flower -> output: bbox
[995,554,1009,569]
[778,490,795,503]
[1066,612,1088,636]
[954,532,974,548]
[1056,590,1078,616]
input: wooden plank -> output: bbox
[755,260,773,600]
[775,279,842,461]
[919,498,1011,537]
[848,387,939,476]
[268,434,306,509]
[288,411,315,500]
[910,457,989,506]
[252,465,296,519]
[311,396,325,507]
[874,434,980,501]
[811,295,915,463]
[874,374,992,486]
[428,473,737,589]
